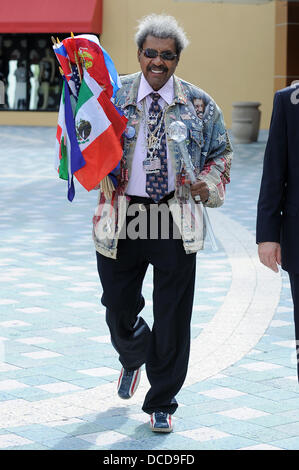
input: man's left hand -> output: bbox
[185,179,209,203]
[258,242,281,273]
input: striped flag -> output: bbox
[52,42,80,98]
[52,42,72,79]
[98,42,122,98]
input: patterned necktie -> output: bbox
[145,92,168,202]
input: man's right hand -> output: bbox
[258,242,281,273]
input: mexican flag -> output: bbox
[74,69,125,191]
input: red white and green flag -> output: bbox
[73,68,126,191]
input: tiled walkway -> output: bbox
[0,126,298,450]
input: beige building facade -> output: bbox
[1,1,297,129]
[102,0,276,129]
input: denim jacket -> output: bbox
[93,72,233,259]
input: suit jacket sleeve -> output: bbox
[256,91,288,244]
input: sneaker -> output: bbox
[117,367,141,399]
[150,411,173,433]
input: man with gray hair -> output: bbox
[94,13,232,432]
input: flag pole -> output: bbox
[100,176,115,200]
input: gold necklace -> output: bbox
[142,100,167,156]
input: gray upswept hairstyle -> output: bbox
[135,14,189,56]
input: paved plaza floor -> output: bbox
[0,126,299,451]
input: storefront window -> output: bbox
[0,33,63,111]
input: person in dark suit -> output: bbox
[256,81,299,376]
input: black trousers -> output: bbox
[288,272,299,380]
[96,203,196,415]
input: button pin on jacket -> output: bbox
[125,126,136,139]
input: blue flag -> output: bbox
[63,77,86,201]
[99,44,122,99]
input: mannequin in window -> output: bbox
[39,48,55,110]
[0,59,8,109]
[14,60,27,110]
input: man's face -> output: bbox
[194,98,205,118]
[137,35,179,91]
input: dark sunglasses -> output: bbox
[141,48,178,61]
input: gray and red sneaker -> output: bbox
[150,411,173,433]
[117,367,141,399]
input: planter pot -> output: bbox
[232,101,261,143]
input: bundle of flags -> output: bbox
[53,33,127,201]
